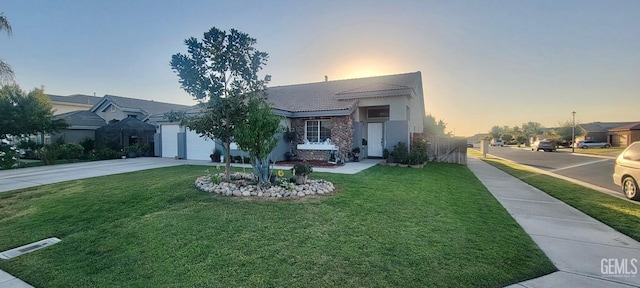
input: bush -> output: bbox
[391,142,409,164]
[96,148,118,160]
[61,143,84,160]
[39,144,62,165]
[79,138,95,153]
[0,144,20,169]
[17,140,43,159]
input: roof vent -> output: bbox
[0,238,61,259]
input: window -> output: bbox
[367,108,389,118]
[110,105,116,113]
[305,120,331,143]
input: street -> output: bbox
[474,145,621,194]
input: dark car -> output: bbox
[532,140,556,152]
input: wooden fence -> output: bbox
[427,136,467,165]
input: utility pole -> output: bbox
[572,111,576,153]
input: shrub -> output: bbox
[79,138,95,154]
[391,142,409,164]
[61,143,84,160]
[39,144,62,165]
[0,144,20,169]
[96,148,118,160]
[292,161,313,176]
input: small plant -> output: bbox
[382,148,389,160]
[391,142,409,164]
[39,144,62,165]
[292,161,313,176]
[279,181,296,190]
[352,147,361,154]
[233,155,243,163]
[210,149,222,162]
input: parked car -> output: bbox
[613,141,640,200]
[531,140,556,152]
[576,140,611,149]
[490,139,504,147]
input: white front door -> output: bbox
[367,123,384,157]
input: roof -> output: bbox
[53,110,106,128]
[609,121,640,132]
[91,95,192,117]
[48,94,103,106]
[265,71,422,114]
[96,116,156,133]
[578,122,638,133]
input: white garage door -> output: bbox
[161,124,180,158]
[186,129,214,160]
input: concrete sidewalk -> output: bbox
[468,157,640,287]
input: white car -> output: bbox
[577,140,611,149]
[613,141,640,200]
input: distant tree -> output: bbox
[1,12,15,84]
[521,122,544,144]
[489,125,502,139]
[554,121,584,144]
[234,98,281,184]
[170,26,269,181]
[0,85,67,139]
[500,134,513,143]
[423,114,447,136]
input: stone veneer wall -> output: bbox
[290,115,354,161]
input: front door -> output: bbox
[367,122,383,157]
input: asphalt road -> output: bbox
[475,145,622,193]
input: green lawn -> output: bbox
[473,153,640,242]
[0,164,555,287]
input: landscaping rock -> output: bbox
[194,175,335,200]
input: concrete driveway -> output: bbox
[0,158,381,193]
[0,158,188,193]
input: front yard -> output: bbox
[0,163,555,287]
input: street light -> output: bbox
[572,111,576,153]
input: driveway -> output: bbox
[0,158,187,193]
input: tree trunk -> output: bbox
[224,141,231,181]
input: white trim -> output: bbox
[297,143,338,150]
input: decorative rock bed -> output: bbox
[195,172,335,198]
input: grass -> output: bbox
[471,151,640,242]
[572,147,624,155]
[0,164,555,287]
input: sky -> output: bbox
[2,0,640,136]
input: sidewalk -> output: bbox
[467,157,640,287]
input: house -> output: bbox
[91,94,191,123]
[576,122,637,143]
[154,71,426,161]
[48,94,103,115]
[51,110,107,144]
[608,122,640,147]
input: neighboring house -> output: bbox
[608,122,640,147]
[91,94,191,123]
[154,71,426,161]
[48,94,103,115]
[576,122,637,143]
[50,111,107,144]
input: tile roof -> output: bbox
[609,121,640,131]
[53,110,107,127]
[265,71,421,113]
[48,94,103,106]
[579,122,638,132]
[97,95,192,116]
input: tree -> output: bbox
[0,85,67,139]
[170,27,269,181]
[234,98,281,184]
[423,114,447,136]
[1,12,15,84]
[521,121,544,144]
[554,121,584,144]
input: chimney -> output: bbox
[324,75,328,82]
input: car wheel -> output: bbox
[604,144,611,148]
[622,177,640,200]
